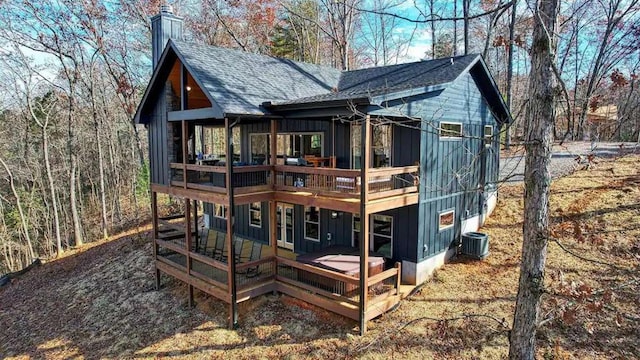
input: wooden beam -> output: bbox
[225,117,238,329]
[181,120,188,188]
[151,183,229,205]
[367,193,419,214]
[185,199,194,307]
[234,191,275,206]
[270,119,277,166]
[359,114,370,335]
[167,107,224,121]
[273,192,360,213]
[270,200,278,265]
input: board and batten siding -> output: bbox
[370,70,501,262]
[148,83,171,186]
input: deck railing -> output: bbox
[169,163,419,201]
[274,165,362,198]
[368,166,419,199]
[170,163,272,192]
[275,256,361,305]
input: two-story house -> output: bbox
[134,6,511,334]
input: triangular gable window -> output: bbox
[167,58,212,111]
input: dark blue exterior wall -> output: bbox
[369,70,501,262]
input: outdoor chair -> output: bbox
[213,232,225,260]
[233,236,245,262]
[196,228,209,254]
[246,242,263,278]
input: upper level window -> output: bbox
[439,122,463,138]
[484,125,493,147]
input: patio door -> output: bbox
[276,203,295,250]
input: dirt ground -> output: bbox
[1,154,638,359]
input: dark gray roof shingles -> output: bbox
[173,41,342,115]
[172,40,478,113]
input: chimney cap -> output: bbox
[160,4,174,14]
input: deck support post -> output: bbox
[270,119,278,268]
[151,191,161,290]
[359,115,371,335]
[225,117,239,329]
[185,198,194,307]
[193,199,199,253]
[181,120,188,187]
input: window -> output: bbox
[249,202,261,227]
[371,123,392,168]
[351,122,392,169]
[277,133,323,162]
[352,214,393,258]
[304,206,320,241]
[198,126,240,161]
[351,123,361,169]
[214,204,227,219]
[439,122,463,138]
[372,215,393,257]
[250,133,270,165]
[352,214,361,248]
[439,210,455,231]
[484,125,493,147]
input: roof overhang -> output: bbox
[464,56,514,125]
[369,83,450,106]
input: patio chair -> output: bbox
[233,236,245,262]
[246,242,263,278]
[213,232,226,260]
[196,228,209,254]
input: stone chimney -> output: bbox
[150,4,183,69]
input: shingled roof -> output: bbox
[136,40,509,122]
[172,41,342,115]
[268,54,478,106]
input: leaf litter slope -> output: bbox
[0,155,638,359]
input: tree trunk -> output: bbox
[463,0,469,55]
[42,130,64,256]
[505,0,517,150]
[0,157,35,261]
[91,80,109,240]
[69,154,84,247]
[508,0,559,359]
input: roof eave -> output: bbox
[369,83,450,106]
[133,40,228,125]
[264,97,371,112]
[133,43,177,125]
[473,57,514,124]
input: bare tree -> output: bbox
[509,0,559,358]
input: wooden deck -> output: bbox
[152,215,403,329]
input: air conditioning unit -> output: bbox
[461,232,489,259]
